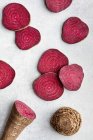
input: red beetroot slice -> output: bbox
[45,0,72,13]
[37,49,69,74]
[59,64,84,91]
[15,26,41,50]
[2,3,30,31]
[33,72,64,101]
[62,17,89,44]
[0,60,15,89]
[15,100,36,120]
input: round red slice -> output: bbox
[15,26,41,50]
[0,60,15,89]
[33,72,64,101]
[62,17,89,44]
[15,100,36,120]
[37,49,69,74]
[2,3,30,31]
[45,0,72,13]
[59,64,84,91]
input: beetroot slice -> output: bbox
[0,60,15,89]
[59,64,84,91]
[45,0,72,13]
[15,100,36,120]
[15,26,41,50]
[37,49,69,74]
[33,72,64,101]
[2,3,30,31]
[62,17,89,44]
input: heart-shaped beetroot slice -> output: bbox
[59,64,84,91]
[15,100,36,120]
[2,3,30,31]
[33,72,64,101]
[0,60,15,89]
[37,49,69,74]
[45,0,72,13]
[15,26,41,50]
[62,17,89,44]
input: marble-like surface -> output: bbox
[0,0,93,140]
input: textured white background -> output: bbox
[0,0,93,140]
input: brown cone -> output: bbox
[50,107,82,136]
[1,103,34,140]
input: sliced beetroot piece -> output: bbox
[62,17,89,44]
[2,3,30,31]
[45,0,72,13]
[59,64,84,91]
[1,100,36,140]
[15,100,36,120]
[15,26,41,50]
[37,49,69,74]
[0,60,15,89]
[33,72,64,101]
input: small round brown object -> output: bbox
[50,107,81,136]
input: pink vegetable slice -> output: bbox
[62,17,89,44]
[0,60,15,89]
[45,0,72,13]
[59,64,84,91]
[38,49,69,74]
[15,26,41,50]
[2,3,30,31]
[15,100,36,120]
[33,72,64,101]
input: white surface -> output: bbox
[0,0,93,140]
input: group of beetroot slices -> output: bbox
[2,2,89,49]
[2,3,41,50]
[33,49,84,101]
[45,0,89,44]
